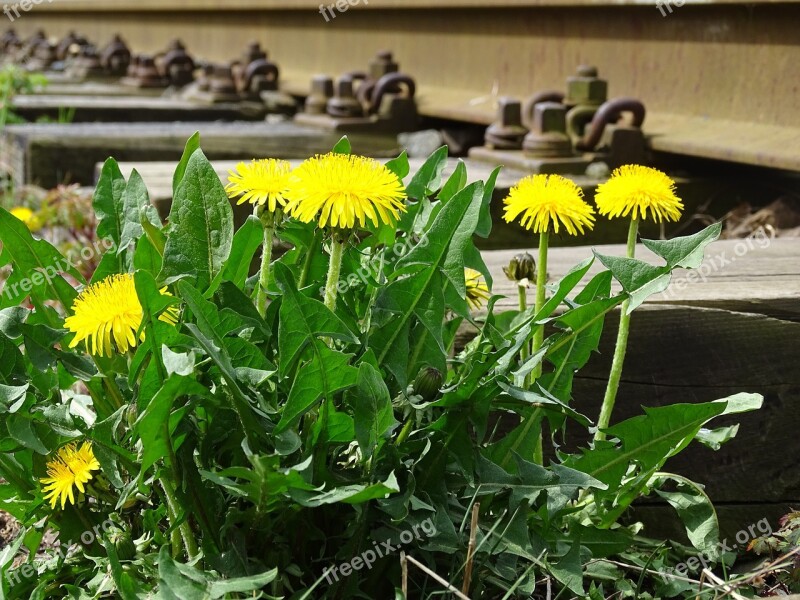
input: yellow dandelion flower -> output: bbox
[594,165,683,223]
[465,268,491,311]
[225,159,292,212]
[64,273,179,357]
[284,153,407,230]
[10,206,42,232]
[40,442,100,510]
[503,174,595,235]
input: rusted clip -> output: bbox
[241,58,280,96]
[575,97,646,151]
[523,90,565,127]
[368,72,415,115]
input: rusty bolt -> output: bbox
[485,97,528,150]
[566,65,607,107]
[327,76,364,118]
[523,102,573,158]
[369,50,398,81]
[305,74,334,115]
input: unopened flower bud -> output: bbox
[413,367,443,402]
[107,527,136,561]
[503,252,536,282]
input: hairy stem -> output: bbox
[256,207,279,317]
[595,218,639,442]
[530,231,549,464]
[323,236,346,312]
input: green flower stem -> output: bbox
[595,218,639,442]
[297,229,321,290]
[530,231,549,465]
[323,235,346,312]
[531,231,549,368]
[160,475,199,560]
[518,284,529,363]
[256,206,280,318]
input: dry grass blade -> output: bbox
[462,502,480,595]
[404,553,472,600]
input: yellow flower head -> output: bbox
[503,174,595,235]
[225,159,292,212]
[40,442,101,510]
[284,153,407,230]
[465,268,491,311]
[64,273,179,357]
[594,165,683,223]
[10,206,42,232]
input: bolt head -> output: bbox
[533,102,567,134]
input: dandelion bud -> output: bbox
[107,527,136,561]
[412,367,443,402]
[503,252,536,282]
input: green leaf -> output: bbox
[475,166,500,238]
[0,208,82,311]
[274,262,358,376]
[93,158,127,250]
[133,233,162,276]
[178,281,261,443]
[161,149,234,291]
[496,382,591,426]
[405,146,447,200]
[569,393,763,491]
[6,413,47,454]
[332,136,351,155]
[385,150,410,179]
[172,132,201,196]
[0,383,27,413]
[541,270,613,403]
[475,454,605,512]
[375,182,483,380]
[695,425,739,450]
[216,215,263,291]
[593,252,670,313]
[437,159,467,204]
[135,375,208,474]
[641,222,723,269]
[276,339,358,433]
[346,363,397,457]
[119,169,160,255]
[651,472,720,560]
[102,536,143,600]
[550,541,585,595]
[0,307,27,339]
[291,472,400,507]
